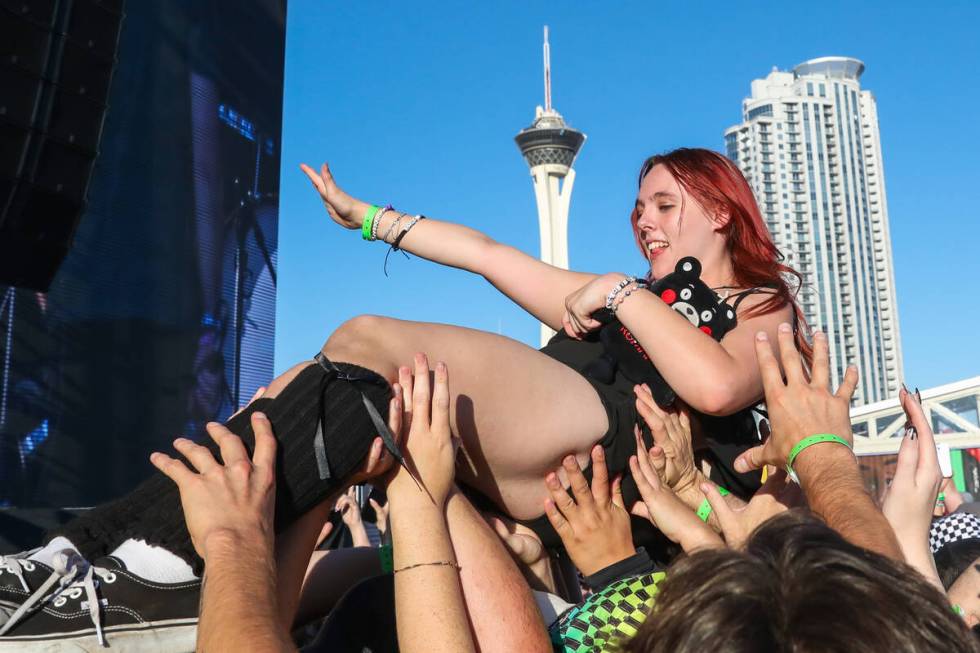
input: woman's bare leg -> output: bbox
[323,315,609,520]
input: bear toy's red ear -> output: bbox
[660,288,677,304]
[700,325,712,336]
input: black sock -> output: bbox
[50,359,391,575]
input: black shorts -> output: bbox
[515,331,763,563]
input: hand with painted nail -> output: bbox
[732,326,858,475]
[881,387,944,589]
[628,443,723,553]
[386,354,458,509]
[150,413,277,560]
[542,446,635,576]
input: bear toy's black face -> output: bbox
[587,256,739,408]
[649,257,737,341]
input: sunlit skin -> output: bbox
[635,164,736,287]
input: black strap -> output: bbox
[725,284,779,312]
[312,353,419,487]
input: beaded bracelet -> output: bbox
[697,486,730,522]
[605,276,637,311]
[785,434,852,482]
[371,205,393,241]
[360,205,382,240]
[612,279,648,313]
[391,214,425,251]
[381,212,406,244]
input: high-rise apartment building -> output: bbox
[724,57,902,405]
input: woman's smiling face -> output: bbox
[634,163,728,280]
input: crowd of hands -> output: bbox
[149,323,958,651]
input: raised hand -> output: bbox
[881,387,944,588]
[150,412,276,559]
[633,385,702,505]
[629,438,722,553]
[385,353,457,509]
[369,497,390,538]
[543,445,635,576]
[299,162,372,230]
[733,326,858,474]
[701,470,803,549]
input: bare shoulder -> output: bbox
[726,288,794,322]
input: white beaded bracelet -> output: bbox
[605,276,637,311]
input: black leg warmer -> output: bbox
[49,357,393,575]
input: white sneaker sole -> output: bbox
[0,620,197,652]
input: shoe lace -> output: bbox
[0,550,41,593]
[0,550,114,646]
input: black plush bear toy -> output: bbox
[585,257,738,408]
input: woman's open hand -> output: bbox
[881,387,944,588]
[299,162,372,230]
[386,354,457,509]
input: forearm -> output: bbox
[199,534,295,653]
[443,487,550,653]
[372,210,495,273]
[796,448,903,560]
[390,498,476,653]
[616,292,747,414]
[372,211,594,329]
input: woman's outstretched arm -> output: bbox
[301,162,595,330]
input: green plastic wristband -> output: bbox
[786,434,852,480]
[937,493,946,504]
[696,486,730,522]
[361,205,381,241]
[953,604,964,617]
[379,544,394,574]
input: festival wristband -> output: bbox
[379,544,394,574]
[697,486,730,522]
[786,434,852,481]
[361,205,381,241]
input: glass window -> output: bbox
[807,82,814,96]
[940,397,979,427]
[852,421,869,439]
[819,83,826,97]
[875,414,904,438]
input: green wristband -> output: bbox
[361,205,381,241]
[379,543,394,574]
[697,486,730,522]
[786,434,852,480]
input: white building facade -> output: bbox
[724,57,902,405]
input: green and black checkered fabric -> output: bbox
[549,571,665,652]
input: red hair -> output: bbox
[630,148,813,366]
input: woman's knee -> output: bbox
[322,315,399,375]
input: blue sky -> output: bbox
[275,1,979,392]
